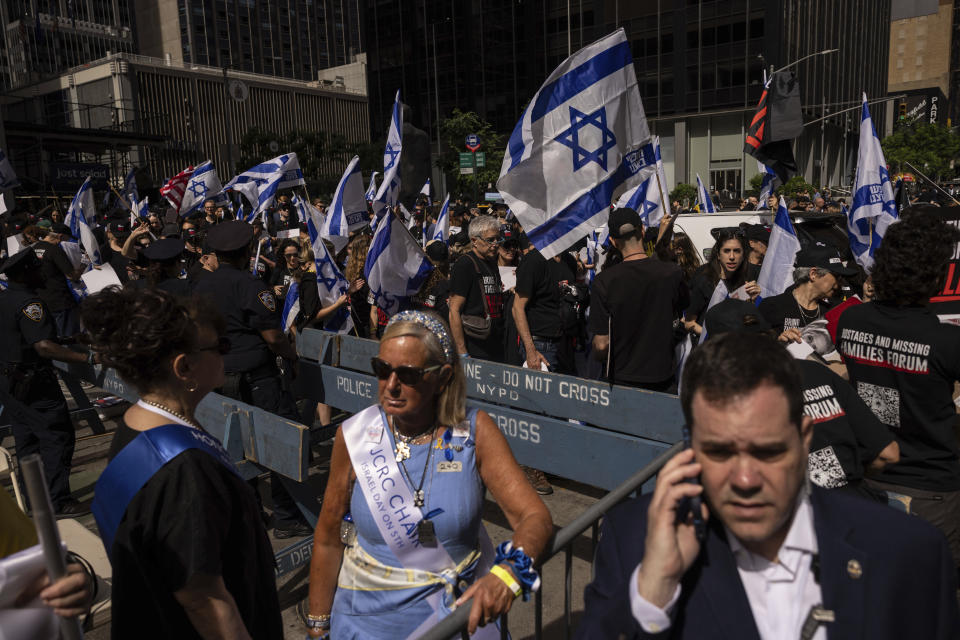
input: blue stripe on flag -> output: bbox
[530,41,632,123]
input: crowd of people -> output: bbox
[1,182,959,638]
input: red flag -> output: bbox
[160,166,195,213]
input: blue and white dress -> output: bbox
[332,408,489,639]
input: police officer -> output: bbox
[0,249,95,515]
[128,237,192,296]
[192,221,310,538]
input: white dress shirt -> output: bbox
[630,493,826,639]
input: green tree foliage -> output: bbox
[237,127,381,196]
[881,123,960,180]
[670,183,698,207]
[748,173,765,192]
[437,109,505,199]
[780,175,820,199]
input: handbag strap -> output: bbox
[466,253,491,320]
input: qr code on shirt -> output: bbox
[856,382,901,428]
[808,446,847,489]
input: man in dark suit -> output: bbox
[577,333,958,640]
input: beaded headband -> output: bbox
[386,310,456,363]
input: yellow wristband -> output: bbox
[490,565,522,599]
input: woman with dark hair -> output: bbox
[835,207,960,573]
[684,229,758,336]
[669,232,701,284]
[82,287,282,640]
[269,238,302,299]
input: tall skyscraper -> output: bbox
[134,0,363,82]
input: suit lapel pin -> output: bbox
[846,559,863,579]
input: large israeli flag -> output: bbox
[372,91,404,219]
[306,207,354,333]
[497,29,655,259]
[364,210,431,316]
[849,93,898,269]
[613,136,670,227]
[225,153,305,220]
[365,171,379,201]
[696,174,716,213]
[179,160,223,215]
[757,196,801,300]
[430,194,451,244]
[0,148,20,189]
[64,177,102,265]
[325,156,368,248]
[756,161,777,210]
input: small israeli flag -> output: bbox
[696,174,716,213]
[123,167,139,209]
[0,149,20,189]
[306,206,354,333]
[757,196,801,300]
[324,155,368,251]
[848,93,898,269]
[430,194,451,244]
[756,161,777,210]
[364,210,431,316]
[497,29,655,259]
[64,177,102,265]
[614,137,670,227]
[372,91,403,219]
[365,171,379,202]
[179,160,223,216]
[281,281,300,333]
[420,178,432,206]
[291,193,312,225]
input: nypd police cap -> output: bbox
[206,220,255,252]
[0,247,41,275]
[142,237,185,262]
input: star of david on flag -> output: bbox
[613,136,670,227]
[179,160,224,216]
[372,90,404,220]
[225,153,304,222]
[497,29,655,259]
[306,205,354,334]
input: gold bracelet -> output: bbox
[306,613,331,630]
[490,565,522,599]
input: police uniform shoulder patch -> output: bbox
[23,302,44,322]
[258,291,277,312]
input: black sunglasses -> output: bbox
[370,357,441,385]
[197,336,231,355]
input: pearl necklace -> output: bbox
[137,399,202,431]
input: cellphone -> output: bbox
[676,425,706,542]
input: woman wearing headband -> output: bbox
[305,310,552,639]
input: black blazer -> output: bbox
[576,487,959,639]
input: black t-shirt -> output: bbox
[0,283,57,366]
[796,359,894,488]
[419,278,451,321]
[588,257,689,384]
[450,252,504,325]
[758,287,834,334]
[107,424,283,640]
[296,272,320,329]
[32,240,76,312]
[835,301,960,491]
[192,264,280,372]
[515,250,578,337]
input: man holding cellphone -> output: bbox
[577,333,958,639]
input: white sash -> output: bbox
[342,405,500,639]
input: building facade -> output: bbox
[365,0,892,196]
[1,0,137,90]
[135,0,364,82]
[2,52,369,194]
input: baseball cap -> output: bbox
[794,243,858,277]
[703,299,773,338]
[425,240,449,263]
[36,218,52,229]
[608,208,642,238]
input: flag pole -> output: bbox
[110,185,136,213]
[802,94,907,128]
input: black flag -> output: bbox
[744,71,803,184]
